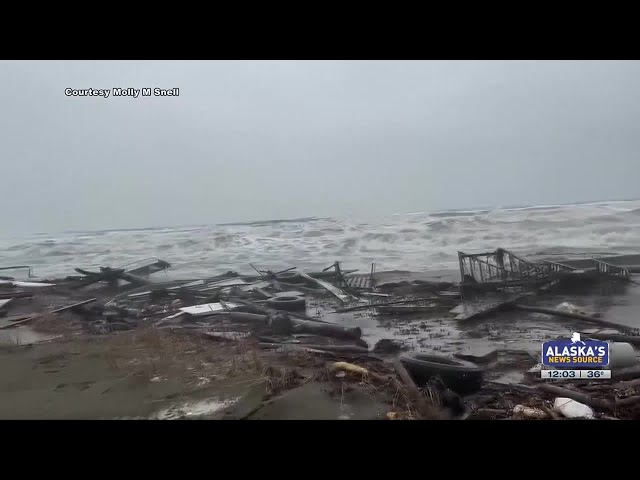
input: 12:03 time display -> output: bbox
[541,369,611,379]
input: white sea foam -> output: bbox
[2,200,640,279]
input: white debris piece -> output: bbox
[528,363,545,373]
[556,302,580,314]
[275,291,305,298]
[0,299,13,309]
[0,280,55,288]
[298,271,353,303]
[206,278,248,288]
[513,405,547,419]
[553,397,594,419]
[179,302,241,317]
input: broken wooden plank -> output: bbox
[0,291,33,299]
[2,313,33,323]
[0,280,55,288]
[298,271,354,303]
[0,298,97,330]
[333,297,441,313]
[50,298,97,314]
[259,342,368,354]
[200,278,249,289]
[361,292,391,298]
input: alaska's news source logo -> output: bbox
[542,333,609,368]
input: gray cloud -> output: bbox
[2,60,640,233]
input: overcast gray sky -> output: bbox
[2,60,640,233]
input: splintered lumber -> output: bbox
[298,271,354,303]
[50,298,97,314]
[2,314,32,323]
[0,298,97,329]
[333,297,439,313]
[514,304,635,333]
[291,318,362,340]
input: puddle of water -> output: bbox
[153,397,239,420]
[0,327,60,346]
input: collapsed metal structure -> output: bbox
[458,248,634,297]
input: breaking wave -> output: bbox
[2,199,640,279]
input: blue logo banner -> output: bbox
[542,336,609,367]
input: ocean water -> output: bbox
[2,200,640,280]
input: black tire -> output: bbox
[399,353,483,395]
[276,272,304,284]
[266,295,307,312]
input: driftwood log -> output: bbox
[260,343,368,354]
[291,318,361,340]
[538,383,614,411]
[0,291,34,300]
[228,312,362,341]
[539,383,640,411]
